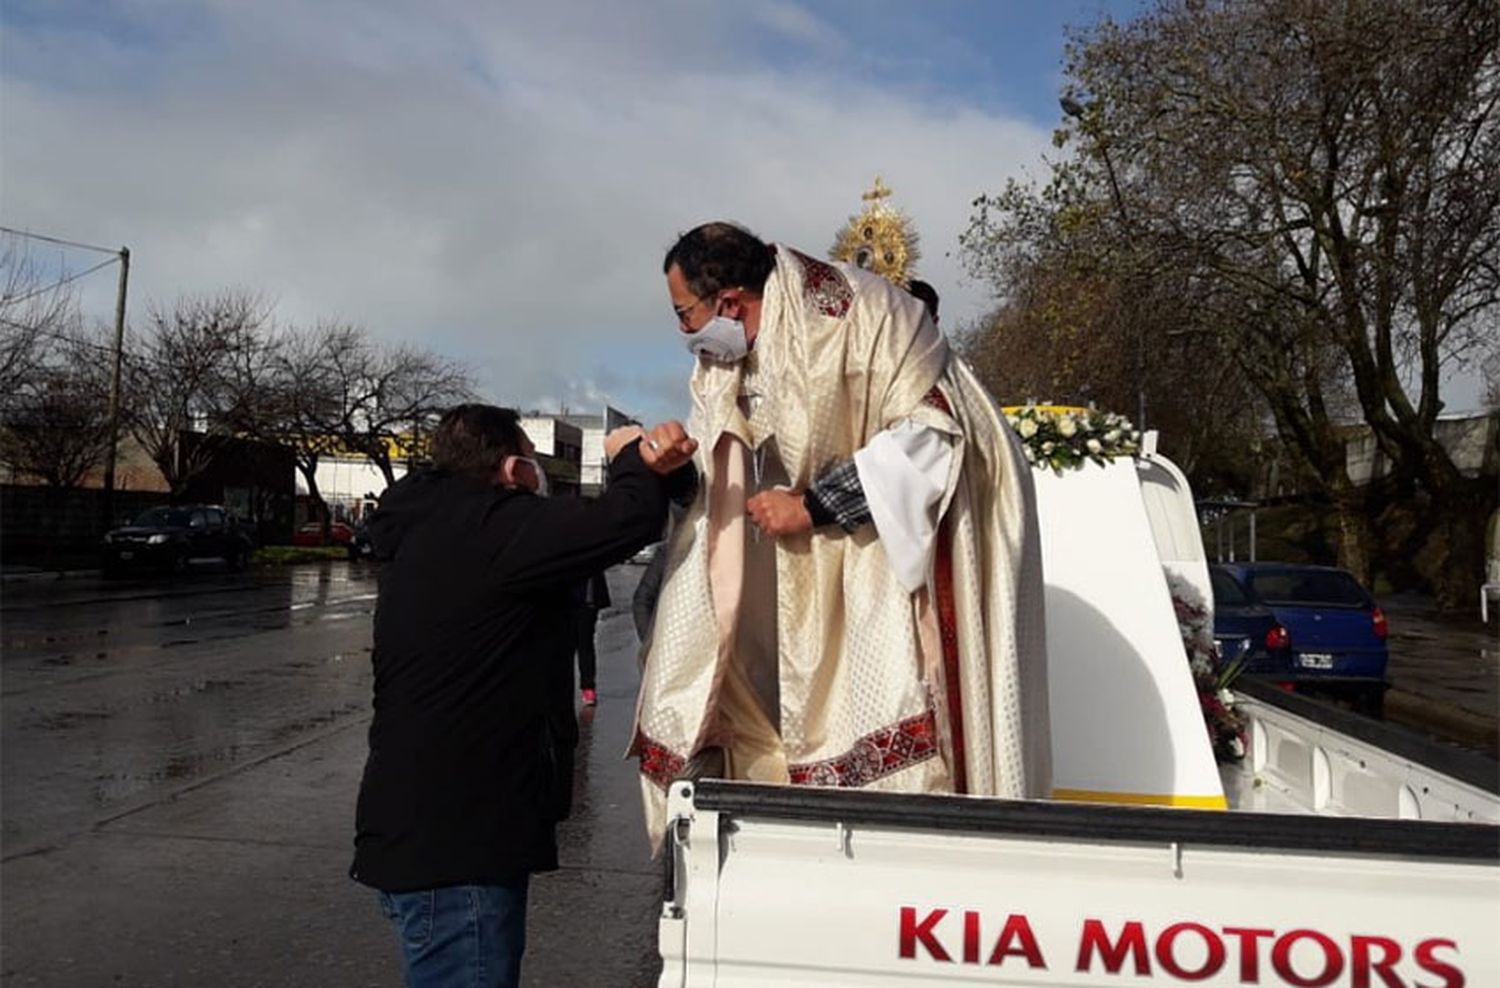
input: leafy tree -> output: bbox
[964,0,1500,609]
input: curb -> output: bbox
[0,568,103,584]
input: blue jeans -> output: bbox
[379,879,530,988]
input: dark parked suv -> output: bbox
[102,505,255,575]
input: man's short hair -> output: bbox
[664,222,775,298]
[907,279,940,322]
[431,404,525,483]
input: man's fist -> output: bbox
[639,420,698,476]
[747,489,812,537]
[603,425,646,461]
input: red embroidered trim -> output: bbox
[789,249,853,318]
[788,711,940,787]
[934,509,967,794]
[922,386,952,414]
[635,732,687,790]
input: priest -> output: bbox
[633,220,1050,842]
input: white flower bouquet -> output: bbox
[1002,404,1142,474]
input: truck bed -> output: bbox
[657,682,1500,987]
[1222,679,1498,821]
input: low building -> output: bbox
[555,406,640,496]
[519,416,584,498]
[1344,411,1498,487]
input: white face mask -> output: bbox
[509,456,549,497]
[683,314,749,364]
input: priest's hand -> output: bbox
[639,420,698,476]
[747,489,812,537]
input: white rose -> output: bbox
[1041,441,1055,454]
[1087,438,1103,454]
[1017,418,1038,439]
[1104,429,1121,444]
[1022,445,1036,463]
[1057,416,1078,438]
[1218,688,1234,706]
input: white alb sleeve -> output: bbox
[852,420,955,593]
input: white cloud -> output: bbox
[2,2,1052,422]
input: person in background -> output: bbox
[906,278,939,325]
[573,569,611,705]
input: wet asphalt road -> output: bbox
[3,563,1495,987]
[1,562,662,987]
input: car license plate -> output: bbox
[119,551,134,560]
[1298,652,1334,669]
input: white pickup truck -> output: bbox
[658,681,1499,986]
[653,440,1500,987]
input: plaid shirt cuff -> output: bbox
[804,458,871,532]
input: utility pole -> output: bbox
[101,246,130,528]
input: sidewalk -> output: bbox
[1381,592,1499,757]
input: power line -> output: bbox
[0,316,165,375]
[0,255,120,306]
[0,225,124,257]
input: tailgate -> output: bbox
[660,782,1499,987]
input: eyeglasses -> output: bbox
[672,294,715,328]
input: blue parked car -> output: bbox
[1210,562,1389,714]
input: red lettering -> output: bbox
[1223,927,1276,983]
[1351,935,1405,988]
[1077,919,1150,976]
[1272,929,1346,987]
[988,913,1047,969]
[1414,938,1464,988]
[899,907,951,962]
[1156,922,1227,981]
[964,911,980,964]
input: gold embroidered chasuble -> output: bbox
[631,246,1051,843]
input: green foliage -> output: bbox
[1004,405,1141,474]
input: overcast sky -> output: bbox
[2,0,1486,424]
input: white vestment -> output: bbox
[631,246,1050,844]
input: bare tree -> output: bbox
[0,238,83,397]
[0,328,114,489]
[340,342,474,486]
[264,321,472,541]
[264,322,348,535]
[124,291,277,498]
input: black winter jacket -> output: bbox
[350,441,684,892]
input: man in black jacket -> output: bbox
[351,403,696,988]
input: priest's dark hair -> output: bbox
[664,221,776,298]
